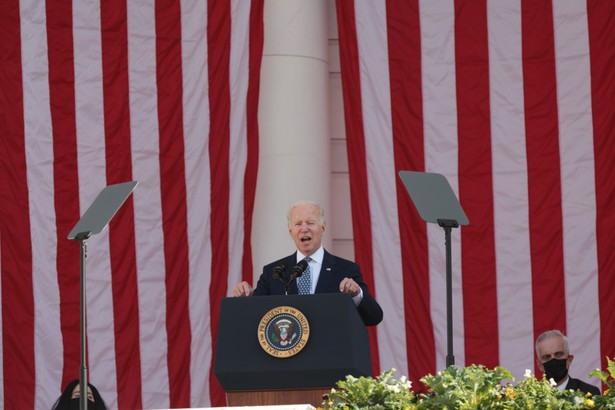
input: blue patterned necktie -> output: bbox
[297,257,311,295]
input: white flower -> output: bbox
[398,376,412,389]
[549,378,557,387]
[386,384,401,393]
[524,369,532,379]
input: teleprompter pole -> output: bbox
[76,232,91,410]
[438,219,459,367]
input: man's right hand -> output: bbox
[233,281,253,297]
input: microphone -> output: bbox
[272,264,286,282]
[288,259,309,284]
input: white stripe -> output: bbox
[181,0,212,406]
[552,0,601,386]
[355,0,408,376]
[73,1,118,406]
[20,0,63,407]
[126,2,170,408]
[488,0,535,381]
[228,0,250,291]
[0,228,2,404]
[419,0,466,371]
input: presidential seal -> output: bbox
[257,306,310,358]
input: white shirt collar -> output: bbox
[557,376,570,391]
[297,246,324,264]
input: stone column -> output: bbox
[252,0,331,276]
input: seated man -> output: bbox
[535,329,600,396]
[233,200,383,326]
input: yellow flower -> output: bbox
[506,387,516,399]
[584,398,595,408]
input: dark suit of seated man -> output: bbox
[233,200,383,327]
[535,329,601,396]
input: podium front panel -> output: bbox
[214,293,372,390]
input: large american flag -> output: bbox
[337,0,614,394]
[1,0,263,408]
[2,0,614,409]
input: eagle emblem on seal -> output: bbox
[272,318,296,346]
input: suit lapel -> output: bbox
[284,253,297,268]
[315,250,336,293]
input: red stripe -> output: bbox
[155,1,192,407]
[100,1,143,408]
[385,0,435,388]
[335,0,381,376]
[454,0,499,368]
[46,0,82,388]
[241,0,264,284]
[207,0,231,405]
[0,1,35,408]
[521,0,566,361]
[587,0,615,372]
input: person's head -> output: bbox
[287,200,326,257]
[535,330,574,385]
[52,379,107,410]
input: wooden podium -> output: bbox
[214,294,372,408]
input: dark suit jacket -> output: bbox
[253,250,383,326]
[566,377,601,396]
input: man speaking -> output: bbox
[233,200,383,327]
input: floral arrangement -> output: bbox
[322,369,414,410]
[320,357,615,409]
[590,357,615,409]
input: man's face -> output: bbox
[288,203,325,257]
[536,336,573,373]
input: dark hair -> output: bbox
[52,379,108,410]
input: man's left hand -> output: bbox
[340,278,361,297]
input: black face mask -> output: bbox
[68,397,96,410]
[543,358,568,383]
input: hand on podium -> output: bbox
[233,281,254,297]
[233,276,360,298]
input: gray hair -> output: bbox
[535,329,570,355]
[287,200,325,227]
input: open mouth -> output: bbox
[300,236,312,243]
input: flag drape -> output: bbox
[0,0,263,408]
[2,0,615,408]
[336,0,615,390]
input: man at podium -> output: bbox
[233,200,383,326]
